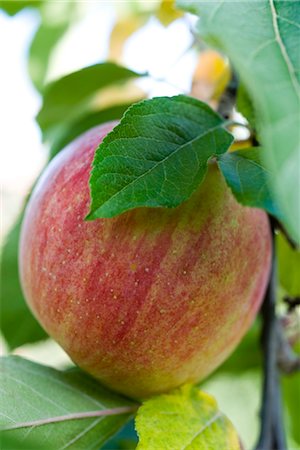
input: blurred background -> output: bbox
[1,1,299,449]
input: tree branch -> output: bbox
[255,219,287,450]
[277,319,300,374]
[217,71,238,120]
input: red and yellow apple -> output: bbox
[19,122,271,399]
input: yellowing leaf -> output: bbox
[229,139,253,152]
[135,385,241,450]
[192,50,231,104]
[109,16,146,62]
[91,81,145,110]
[156,0,183,26]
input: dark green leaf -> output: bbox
[0,356,137,450]
[277,233,300,297]
[217,147,281,218]
[50,103,136,159]
[88,95,233,220]
[0,214,47,350]
[178,0,300,244]
[37,63,146,132]
[101,419,138,450]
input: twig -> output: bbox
[217,71,239,120]
[272,217,298,250]
[277,319,300,374]
[255,219,287,450]
[283,295,300,312]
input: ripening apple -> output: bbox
[19,122,271,399]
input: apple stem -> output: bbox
[255,219,287,450]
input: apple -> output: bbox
[19,122,271,399]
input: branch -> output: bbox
[217,71,238,120]
[277,319,300,374]
[272,217,298,251]
[255,219,287,450]
[283,295,300,312]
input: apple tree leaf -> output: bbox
[37,63,146,133]
[236,84,256,130]
[0,356,137,450]
[135,384,241,450]
[0,214,47,350]
[177,0,300,244]
[87,95,233,219]
[217,147,281,218]
[28,1,78,93]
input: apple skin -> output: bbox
[19,122,271,399]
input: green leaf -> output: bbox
[0,0,42,15]
[283,372,300,447]
[201,371,261,450]
[135,384,241,450]
[88,95,233,220]
[236,84,256,130]
[217,147,281,218]
[277,232,300,297]
[0,431,46,450]
[0,214,47,349]
[28,5,75,93]
[178,0,300,244]
[37,63,145,133]
[50,103,136,159]
[0,356,137,450]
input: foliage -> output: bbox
[88,95,233,219]
[37,63,145,134]
[0,214,47,349]
[217,147,281,218]
[1,1,300,448]
[178,0,300,245]
[0,0,42,15]
[135,385,241,450]
[28,1,78,92]
[0,357,136,449]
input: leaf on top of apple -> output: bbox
[0,356,137,450]
[87,95,233,220]
[217,147,282,219]
[135,384,242,450]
